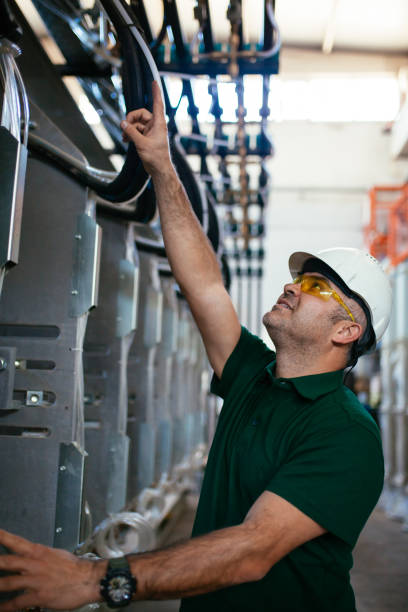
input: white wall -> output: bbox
[261,121,408,343]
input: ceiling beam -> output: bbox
[322,0,340,54]
[282,42,408,58]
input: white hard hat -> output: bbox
[288,247,392,352]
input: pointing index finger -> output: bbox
[152,80,165,119]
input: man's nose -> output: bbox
[283,281,301,296]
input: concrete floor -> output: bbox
[351,508,408,612]
[130,502,408,612]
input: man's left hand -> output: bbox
[0,529,106,611]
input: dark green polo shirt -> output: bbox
[180,327,384,612]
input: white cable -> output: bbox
[137,488,166,524]
[92,174,151,208]
[0,53,18,139]
[28,133,153,209]
[4,56,17,138]
[91,512,156,558]
[262,0,281,58]
[0,41,29,146]
[13,58,29,147]
[10,56,20,137]
[110,0,164,102]
[0,55,10,131]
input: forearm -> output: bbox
[126,523,266,601]
[151,164,223,300]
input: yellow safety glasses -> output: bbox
[293,275,355,322]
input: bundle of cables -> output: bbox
[28,0,161,208]
[0,8,29,288]
[77,511,156,558]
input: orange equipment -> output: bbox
[365,184,408,267]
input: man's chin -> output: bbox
[262,311,278,329]
[262,309,291,333]
[263,307,283,322]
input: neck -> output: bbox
[274,345,345,379]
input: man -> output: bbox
[0,82,392,612]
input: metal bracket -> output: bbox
[70,214,102,317]
[116,259,139,338]
[0,347,16,410]
[54,443,85,551]
[162,306,178,356]
[143,286,163,348]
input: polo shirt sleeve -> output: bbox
[266,421,384,548]
[210,326,275,400]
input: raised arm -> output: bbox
[121,82,241,378]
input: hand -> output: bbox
[0,529,107,611]
[121,81,172,176]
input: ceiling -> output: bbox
[143,0,408,54]
[15,0,408,71]
[276,0,408,54]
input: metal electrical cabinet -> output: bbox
[0,103,100,550]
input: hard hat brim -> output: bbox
[288,251,318,279]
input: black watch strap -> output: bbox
[100,556,137,608]
[109,557,131,570]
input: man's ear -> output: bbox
[332,321,362,347]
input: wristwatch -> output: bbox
[100,556,137,608]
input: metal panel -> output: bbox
[0,347,16,410]
[127,251,164,499]
[70,214,102,317]
[154,275,178,480]
[0,437,60,544]
[83,218,138,526]
[54,442,85,550]
[0,102,91,546]
[117,259,139,338]
[172,299,192,465]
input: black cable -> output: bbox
[0,0,23,41]
[30,0,155,206]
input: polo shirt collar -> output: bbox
[265,360,344,400]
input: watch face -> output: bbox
[101,566,137,608]
[108,576,132,603]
